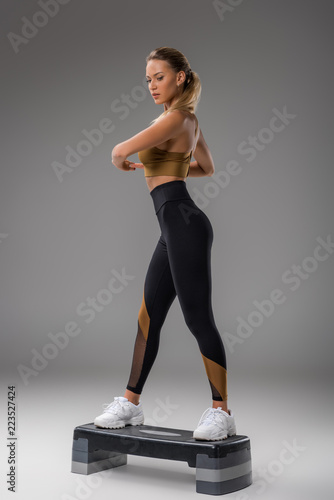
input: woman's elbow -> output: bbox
[112,144,123,157]
[206,162,215,176]
[113,140,130,156]
[199,163,214,177]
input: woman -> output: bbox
[94,47,236,441]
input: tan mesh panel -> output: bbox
[208,380,222,400]
[201,353,228,401]
[127,321,147,389]
[127,290,151,389]
[138,290,150,341]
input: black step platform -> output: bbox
[71,423,252,495]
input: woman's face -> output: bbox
[146,59,185,108]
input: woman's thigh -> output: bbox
[143,233,177,327]
[159,200,215,324]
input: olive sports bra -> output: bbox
[138,114,198,178]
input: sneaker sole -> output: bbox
[193,430,237,441]
[94,415,144,429]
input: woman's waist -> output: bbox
[149,179,192,214]
[147,176,187,193]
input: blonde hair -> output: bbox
[146,46,201,125]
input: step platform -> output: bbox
[71,423,252,496]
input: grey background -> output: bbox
[0,1,333,499]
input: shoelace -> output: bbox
[200,408,227,426]
[102,398,127,415]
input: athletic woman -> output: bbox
[94,47,236,441]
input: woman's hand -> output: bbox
[130,162,144,170]
[118,160,136,172]
[111,151,145,172]
[116,160,145,172]
[111,145,145,172]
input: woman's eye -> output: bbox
[146,77,163,84]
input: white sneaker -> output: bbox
[193,407,237,441]
[94,396,144,429]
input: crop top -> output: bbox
[138,114,198,177]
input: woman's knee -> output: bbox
[183,309,207,337]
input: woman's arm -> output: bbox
[111,153,137,172]
[188,161,212,177]
[111,111,184,171]
[189,128,215,177]
[111,111,185,170]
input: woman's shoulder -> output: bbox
[171,108,196,118]
[170,109,198,128]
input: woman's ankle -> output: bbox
[212,400,228,412]
[124,389,140,405]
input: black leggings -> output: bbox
[126,180,228,401]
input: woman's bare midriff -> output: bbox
[146,175,186,192]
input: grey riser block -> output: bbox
[71,423,252,496]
